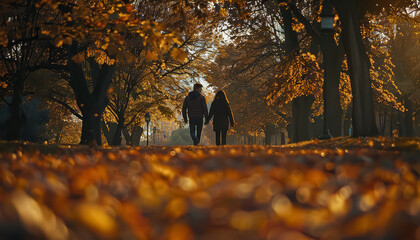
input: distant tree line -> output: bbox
[206,0,419,143]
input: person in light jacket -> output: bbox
[182,83,209,145]
[206,90,235,145]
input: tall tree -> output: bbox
[333,0,414,136]
[287,0,345,137]
[385,8,420,136]
[40,0,196,145]
[0,0,66,140]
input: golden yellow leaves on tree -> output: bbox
[100,42,109,50]
[266,52,322,108]
[54,38,63,48]
[292,23,305,33]
[118,13,130,21]
[86,49,115,65]
[219,8,228,17]
[107,7,115,15]
[75,203,118,237]
[173,37,183,45]
[171,48,188,62]
[160,61,166,69]
[125,4,134,13]
[146,50,158,62]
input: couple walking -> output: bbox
[182,83,235,145]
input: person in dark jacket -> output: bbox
[182,83,209,145]
[206,90,235,145]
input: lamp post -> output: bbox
[319,0,334,140]
[145,112,150,146]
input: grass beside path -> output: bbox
[0,137,419,240]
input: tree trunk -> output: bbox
[292,95,315,142]
[287,124,293,144]
[79,103,98,144]
[403,97,414,137]
[280,130,285,145]
[281,5,314,143]
[101,120,114,145]
[131,125,143,146]
[335,0,379,137]
[289,0,343,137]
[5,84,26,140]
[274,127,278,145]
[389,108,394,137]
[398,110,406,137]
[93,114,102,145]
[321,35,343,137]
[55,122,63,144]
[5,2,37,141]
[342,106,352,136]
[264,123,275,145]
[68,43,114,145]
[123,128,132,145]
[378,107,388,135]
[318,0,344,137]
[111,119,124,146]
[312,116,322,139]
[79,107,105,145]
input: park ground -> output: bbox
[0,137,419,240]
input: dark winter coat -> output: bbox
[208,100,234,131]
[182,91,209,119]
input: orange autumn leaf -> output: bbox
[165,223,194,240]
[75,203,118,237]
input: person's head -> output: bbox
[193,83,203,92]
[214,90,228,103]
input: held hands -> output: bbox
[184,119,188,124]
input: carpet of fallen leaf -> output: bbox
[0,137,419,240]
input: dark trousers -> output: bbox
[189,116,203,145]
[215,130,227,145]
